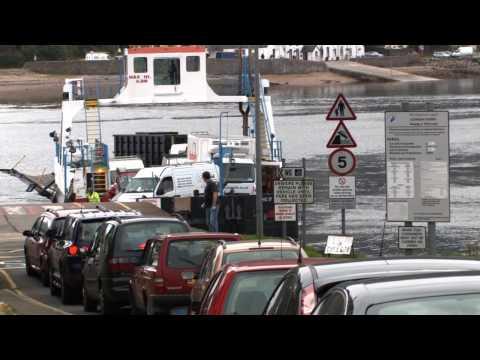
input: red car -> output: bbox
[199,258,338,315]
[129,232,241,315]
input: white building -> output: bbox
[85,51,111,61]
[261,45,365,61]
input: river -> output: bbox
[1,78,480,255]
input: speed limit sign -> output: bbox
[328,148,356,176]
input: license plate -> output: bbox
[170,307,189,316]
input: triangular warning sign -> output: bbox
[327,121,357,148]
[326,94,357,121]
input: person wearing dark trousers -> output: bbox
[201,171,219,232]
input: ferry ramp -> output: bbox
[327,61,438,82]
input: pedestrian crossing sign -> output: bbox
[327,121,357,148]
[326,94,357,121]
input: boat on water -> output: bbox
[2,45,283,204]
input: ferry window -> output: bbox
[154,58,180,85]
[186,56,200,72]
[134,57,147,73]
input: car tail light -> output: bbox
[108,257,136,273]
[300,284,316,315]
[68,245,79,256]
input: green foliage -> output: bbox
[0,45,125,68]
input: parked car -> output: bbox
[82,217,191,314]
[364,51,384,58]
[190,239,307,314]
[264,257,480,315]
[451,46,474,58]
[23,208,99,286]
[129,232,241,315]
[198,260,308,315]
[312,272,480,315]
[48,210,142,304]
[433,51,452,58]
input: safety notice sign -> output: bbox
[274,180,315,204]
[385,111,450,222]
[274,204,297,222]
[398,226,426,249]
[329,176,356,209]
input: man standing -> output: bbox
[202,171,219,232]
[87,187,101,203]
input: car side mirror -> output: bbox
[23,230,33,237]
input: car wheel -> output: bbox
[82,282,98,312]
[49,267,60,296]
[60,270,77,305]
[99,286,119,315]
[25,255,35,277]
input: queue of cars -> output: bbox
[24,207,480,315]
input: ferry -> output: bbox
[4,45,283,204]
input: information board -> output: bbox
[398,226,426,249]
[385,112,450,222]
[274,180,315,204]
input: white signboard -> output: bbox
[398,226,426,249]
[329,176,355,198]
[325,236,354,255]
[329,176,356,210]
[385,112,450,222]
[274,204,297,222]
[274,180,314,204]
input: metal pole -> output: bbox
[301,158,307,247]
[425,102,437,256]
[400,102,414,256]
[428,222,436,256]
[281,158,287,239]
[253,47,264,238]
[341,208,346,236]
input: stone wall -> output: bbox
[353,55,424,68]
[24,60,123,75]
[25,58,327,76]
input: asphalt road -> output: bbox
[0,236,89,315]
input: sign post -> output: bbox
[274,161,314,246]
[326,94,357,237]
[385,103,450,256]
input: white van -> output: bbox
[114,161,256,202]
[113,167,164,202]
[155,159,256,198]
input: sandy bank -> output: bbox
[264,72,357,87]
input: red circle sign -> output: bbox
[328,148,356,176]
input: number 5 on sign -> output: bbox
[328,148,356,176]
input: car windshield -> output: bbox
[124,178,158,193]
[223,270,289,315]
[167,240,219,268]
[114,221,189,255]
[223,249,299,265]
[224,163,255,183]
[78,220,105,247]
[366,293,480,315]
